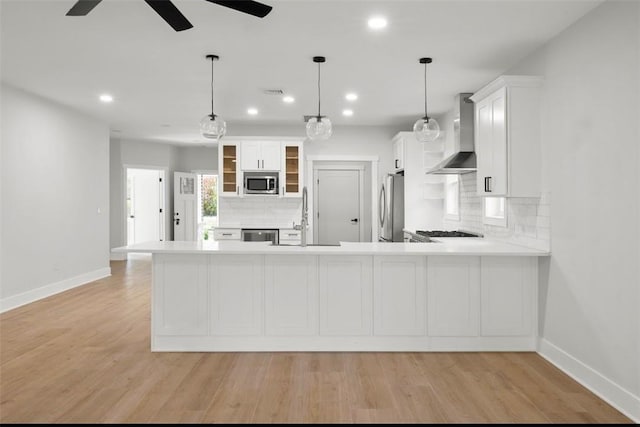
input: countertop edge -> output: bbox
[113,242,550,257]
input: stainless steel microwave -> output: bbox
[244,172,279,195]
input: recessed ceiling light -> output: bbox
[283,96,295,103]
[367,16,387,30]
[99,94,113,103]
[342,109,354,117]
[247,108,258,115]
[345,93,358,101]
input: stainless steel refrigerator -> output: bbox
[379,173,404,242]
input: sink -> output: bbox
[272,243,341,247]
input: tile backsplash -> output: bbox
[219,197,302,228]
[443,173,550,251]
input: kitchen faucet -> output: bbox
[294,186,308,246]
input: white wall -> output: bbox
[175,146,218,173]
[507,0,639,417]
[1,84,110,306]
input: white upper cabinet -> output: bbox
[474,88,507,196]
[470,76,543,197]
[219,138,304,198]
[241,140,281,171]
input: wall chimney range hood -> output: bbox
[426,93,476,175]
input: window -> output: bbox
[483,197,507,227]
[196,174,218,240]
[444,175,460,221]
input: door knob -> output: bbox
[350,218,359,223]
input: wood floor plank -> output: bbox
[0,255,632,424]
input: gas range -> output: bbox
[408,230,483,242]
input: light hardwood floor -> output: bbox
[0,255,631,424]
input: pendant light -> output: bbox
[200,54,226,140]
[413,57,440,142]
[306,56,332,140]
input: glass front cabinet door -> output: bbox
[218,142,241,197]
[280,141,303,198]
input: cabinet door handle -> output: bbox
[282,186,285,195]
[262,159,264,169]
[222,233,232,236]
[257,160,260,169]
[487,177,492,193]
[395,159,399,169]
[236,185,239,195]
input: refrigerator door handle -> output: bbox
[379,184,386,228]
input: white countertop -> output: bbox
[113,239,549,257]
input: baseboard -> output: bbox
[0,267,111,313]
[538,338,640,423]
[110,251,127,261]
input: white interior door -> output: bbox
[174,172,197,241]
[127,168,163,245]
[315,169,362,244]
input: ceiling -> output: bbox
[1,0,600,144]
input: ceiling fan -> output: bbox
[65,0,273,32]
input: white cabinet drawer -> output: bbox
[213,229,241,240]
[279,229,301,241]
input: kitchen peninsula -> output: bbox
[115,240,548,352]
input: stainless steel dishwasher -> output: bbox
[241,229,279,244]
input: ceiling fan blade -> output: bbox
[144,0,193,31]
[66,0,103,16]
[207,0,273,18]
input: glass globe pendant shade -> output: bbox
[413,116,440,142]
[306,116,333,140]
[200,114,226,140]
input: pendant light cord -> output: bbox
[423,62,429,120]
[317,62,321,118]
[210,57,215,118]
